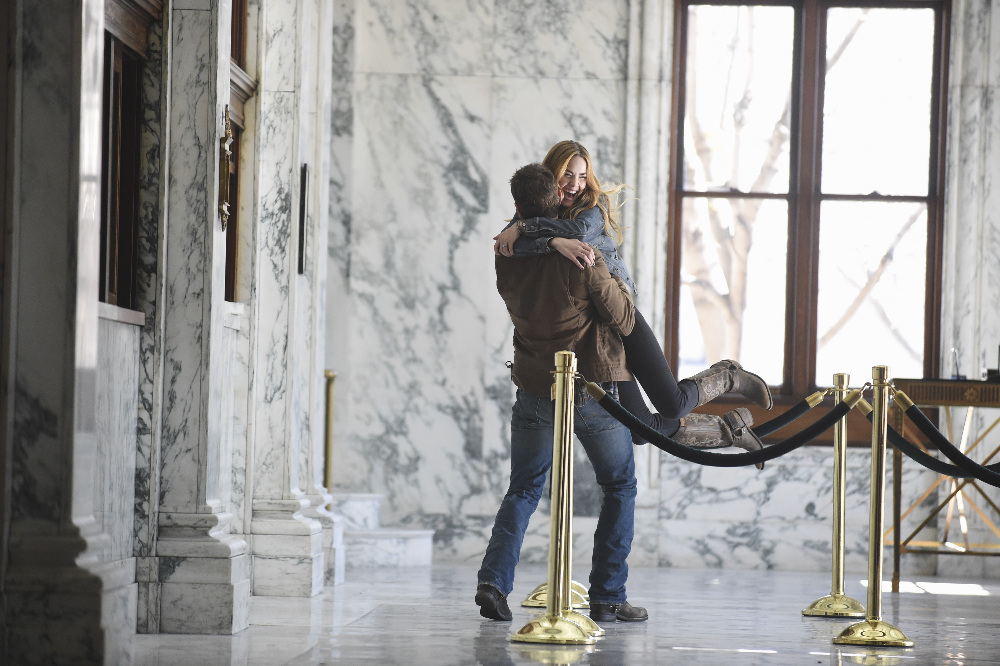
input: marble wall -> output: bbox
[326,0,633,551]
[326,0,1000,578]
[938,0,1000,579]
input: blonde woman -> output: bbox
[494,141,771,455]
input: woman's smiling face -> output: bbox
[557,155,587,207]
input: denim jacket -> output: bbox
[509,206,638,296]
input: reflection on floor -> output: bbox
[133,565,998,664]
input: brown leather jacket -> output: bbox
[496,250,635,397]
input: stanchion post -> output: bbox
[324,370,337,493]
[512,352,601,645]
[834,366,913,647]
[803,373,865,618]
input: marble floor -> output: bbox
[133,565,998,665]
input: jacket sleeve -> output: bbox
[512,206,610,257]
[585,252,635,336]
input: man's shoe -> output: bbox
[589,601,648,622]
[475,583,512,621]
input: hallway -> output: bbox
[133,564,998,664]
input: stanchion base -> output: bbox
[511,643,595,664]
[802,593,866,618]
[561,610,604,638]
[521,581,589,608]
[511,614,597,645]
[833,619,914,647]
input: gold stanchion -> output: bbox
[803,373,866,618]
[324,371,337,493]
[512,352,601,645]
[834,366,913,647]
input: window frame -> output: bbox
[667,0,949,413]
[226,0,255,303]
[99,0,161,310]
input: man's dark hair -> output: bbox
[510,163,559,218]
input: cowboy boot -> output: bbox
[672,408,765,470]
[682,360,773,410]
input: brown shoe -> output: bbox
[590,601,648,622]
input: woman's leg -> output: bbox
[622,309,699,419]
[616,381,679,445]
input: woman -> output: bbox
[494,141,772,456]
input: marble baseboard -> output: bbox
[252,532,324,596]
[101,581,138,666]
[344,529,435,568]
[159,579,251,635]
[326,542,347,586]
[328,492,383,530]
[4,580,105,664]
[157,553,252,635]
[301,500,346,586]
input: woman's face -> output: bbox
[557,155,587,208]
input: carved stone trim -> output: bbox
[229,61,257,129]
[105,0,162,58]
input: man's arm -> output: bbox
[584,252,635,336]
[520,206,605,242]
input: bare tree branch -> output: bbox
[818,203,924,347]
[682,9,871,362]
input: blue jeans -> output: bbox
[477,388,637,605]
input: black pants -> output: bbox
[618,309,698,444]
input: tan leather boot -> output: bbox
[672,408,765,470]
[683,360,773,410]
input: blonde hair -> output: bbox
[541,140,628,245]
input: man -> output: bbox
[475,163,647,623]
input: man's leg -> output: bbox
[477,391,554,619]
[575,392,647,622]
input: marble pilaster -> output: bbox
[155,1,250,634]
[248,0,323,597]
[295,0,345,586]
[1,0,129,662]
[135,8,168,635]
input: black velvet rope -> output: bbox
[902,405,1000,488]
[861,411,1000,479]
[593,388,852,467]
[751,399,813,437]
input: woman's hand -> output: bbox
[493,224,521,257]
[551,237,595,269]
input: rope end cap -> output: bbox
[586,382,606,401]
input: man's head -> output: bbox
[510,163,560,219]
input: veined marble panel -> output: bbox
[135,11,168,562]
[161,7,215,513]
[229,307,252,535]
[653,447,939,573]
[97,316,142,563]
[252,89,297,498]
[355,0,493,76]
[262,0,299,92]
[336,72,494,527]
[492,0,629,80]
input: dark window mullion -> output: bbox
[785,1,825,396]
[922,1,949,380]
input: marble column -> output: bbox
[154,0,250,634]
[1,0,133,662]
[247,0,323,597]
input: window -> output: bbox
[669,1,948,407]
[100,0,161,308]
